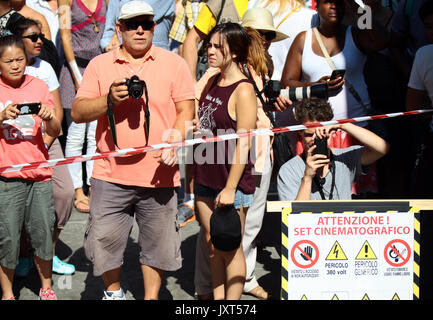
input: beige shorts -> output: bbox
[84,178,181,276]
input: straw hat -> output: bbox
[241,7,288,42]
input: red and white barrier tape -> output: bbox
[1,109,432,174]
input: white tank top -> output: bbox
[301,27,370,123]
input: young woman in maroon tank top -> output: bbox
[193,23,258,300]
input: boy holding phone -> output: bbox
[277,98,389,201]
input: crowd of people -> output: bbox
[0,0,432,300]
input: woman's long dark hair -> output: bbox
[10,18,42,37]
[207,22,251,66]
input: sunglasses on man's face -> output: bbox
[259,31,276,42]
[123,20,154,31]
[22,33,44,42]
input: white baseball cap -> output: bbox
[118,0,155,21]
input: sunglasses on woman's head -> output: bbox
[259,31,276,41]
[22,33,44,42]
[123,20,154,31]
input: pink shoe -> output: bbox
[39,287,57,300]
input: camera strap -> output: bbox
[241,64,276,128]
[314,153,336,200]
[106,82,150,149]
[143,82,150,146]
[106,89,119,148]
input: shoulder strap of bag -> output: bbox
[312,27,368,111]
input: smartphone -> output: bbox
[330,69,346,80]
[16,103,41,115]
[314,136,329,157]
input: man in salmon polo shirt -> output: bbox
[71,0,195,300]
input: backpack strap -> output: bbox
[207,0,239,24]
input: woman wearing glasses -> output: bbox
[58,0,107,214]
[11,18,76,277]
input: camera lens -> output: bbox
[126,76,144,99]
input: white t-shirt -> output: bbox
[408,44,433,104]
[408,44,433,130]
[25,57,59,92]
[26,0,60,49]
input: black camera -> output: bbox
[125,75,145,99]
[314,136,329,157]
[263,80,328,104]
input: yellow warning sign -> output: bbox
[392,293,400,300]
[326,241,348,260]
[332,294,339,300]
[355,240,377,260]
[362,294,369,300]
[301,295,308,300]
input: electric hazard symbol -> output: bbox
[326,241,348,260]
[355,240,377,260]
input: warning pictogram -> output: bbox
[355,240,377,260]
[392,293,400,300]
[384,239,411,267]
[332,294,339,300]
[290,240,319,269]
[301,295,308,300]
[326,241,348,260]
[362,294,369,300]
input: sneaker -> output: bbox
[102,289,126,300]
[14,257,34,277]
[52,256,75,275]
[39,287,57,300]
[177,202,195,227]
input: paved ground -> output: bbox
[8,184,282,301]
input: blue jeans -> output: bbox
[194,183,254,209]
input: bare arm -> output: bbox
[337,123,389,166]
[182,26,205,81]
[155,99,195,167]
[43,89,63,147]
[71,78,129,123]
[281,32,313,89]
[37,13,52,41]
[58,0,81,87]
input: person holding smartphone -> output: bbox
[277,98,389,201]
[0,32,60,300]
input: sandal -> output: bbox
[245,285,269,300]
[74,196,90,213]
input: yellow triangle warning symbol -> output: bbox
[392,293,400,300]
[355,240,377,260]
[301,295,308,300]
[332,294,339,300]
[326,240,348,260]
[362,294,370,300]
